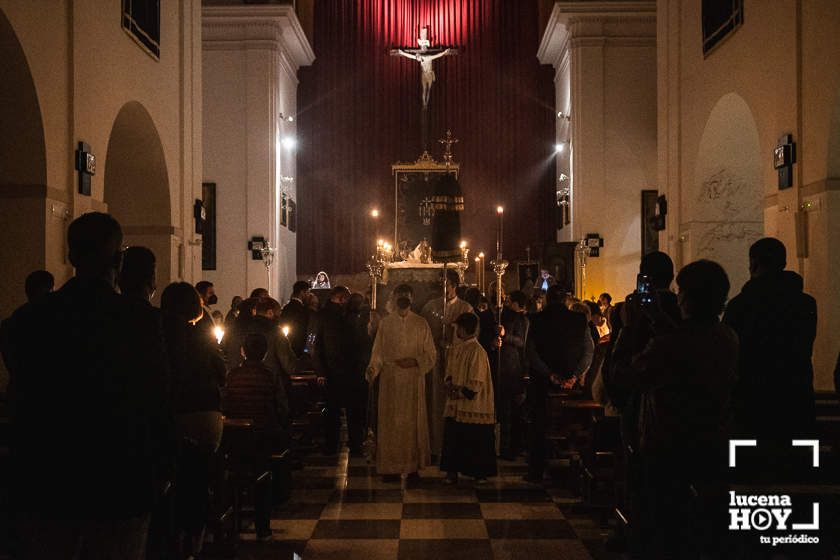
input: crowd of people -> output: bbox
[0,211,834,559]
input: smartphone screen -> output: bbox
[636,274,653,305]
[636,274,652,294]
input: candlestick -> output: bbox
[496,205,504,261]
[478,251,486,294]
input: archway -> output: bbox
[691,92,763,292]
[0,7,48,319]
[104,102,172,301]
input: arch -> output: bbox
[104,101,172,298]
[0,7,48,320]
[691,92,763,292]
[0,7,46,188]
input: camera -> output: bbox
[636,273,654,306]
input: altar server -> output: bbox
[440,312,497,484]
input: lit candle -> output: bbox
[281,325,290,338]
[213,326,225,344]
[496,205,504,260]
[478,252,485,294]
[474,256,480,286]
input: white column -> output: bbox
[202,5,314,305]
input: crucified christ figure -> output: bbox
[396,48,453,109]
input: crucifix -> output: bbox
[391,27,458,150]
[391,27,457,109]
[438,130,458,166]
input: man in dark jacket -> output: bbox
[498,290,529,460]
[0,270,54,375]
[314,286,366,454]
[611,259,737,559]
[281,280,311,356]
[604,251,682,450]
[524,285,590,482]
[723,237,817,441]
[4,213,171,559]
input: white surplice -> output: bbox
[366,310,437,475]
[420,296,473,455]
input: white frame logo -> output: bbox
[728,439,821,545]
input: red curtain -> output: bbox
[297,0,556,276]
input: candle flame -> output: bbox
[213,326,225,344]
[496,205,504,214]
[370,208,380,218]
[281,325,290,337]
[478,252,485,258]
[459,240,467,249]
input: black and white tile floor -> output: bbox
[226,449,617,560]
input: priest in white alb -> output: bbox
[366,285,437,479]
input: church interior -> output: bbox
[1,0,839,559]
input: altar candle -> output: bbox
[496,206,504,260]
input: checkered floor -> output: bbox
[228,450,617,560]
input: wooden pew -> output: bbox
[545,394,604,488]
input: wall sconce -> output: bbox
[248,236,267,260]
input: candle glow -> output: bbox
[281,325,290,337]
[213,326,224,344]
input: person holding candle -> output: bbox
[160,281,226,557]
[281,280,312,356]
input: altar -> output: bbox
[380,261,455,311]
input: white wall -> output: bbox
[202,5,313,308]
[657,0,840,389]
[540,2,658,300]
[0,0,203,388]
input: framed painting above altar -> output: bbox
[392,152,459,258]
[517,261,540,292]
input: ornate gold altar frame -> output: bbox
[391,151,459,256]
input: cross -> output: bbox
[390,26,458,109]
[438,130,458,165]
